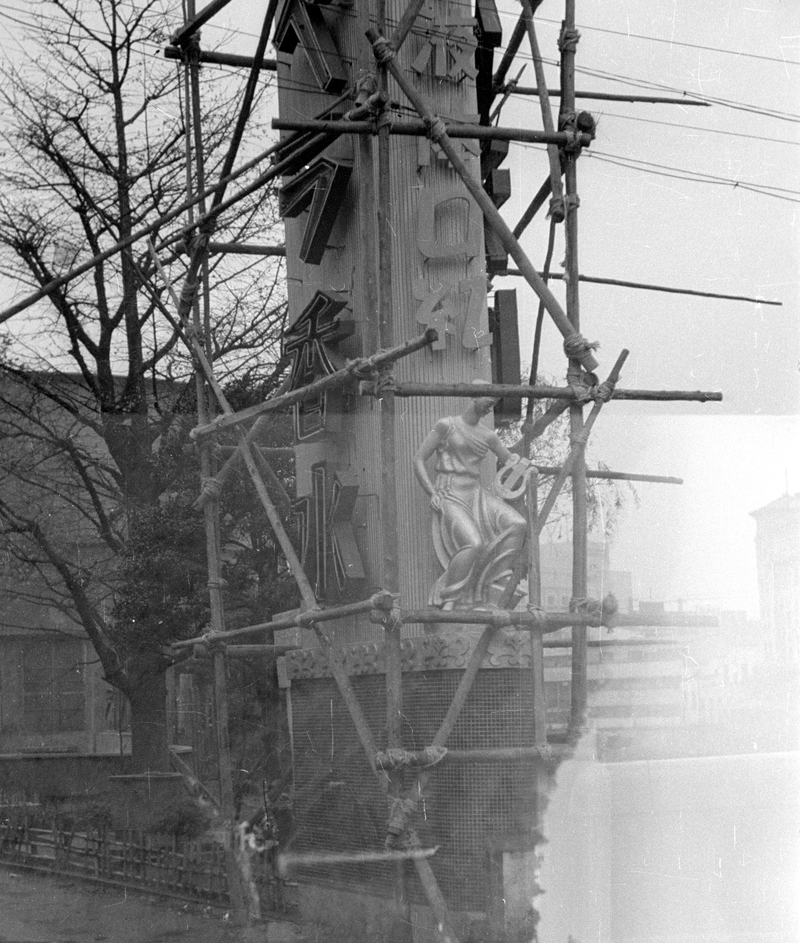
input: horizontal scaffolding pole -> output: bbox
[278,847,438,878]
[505,268,781,306]
[205,644,298,657]
[188,635,684,658]
[271,118,593,147]
[543,637,683,648]
[164,46,277,70]
[207,241,285,256]
[172,591,396,650]
[376,746,568,768]
[390,608,717,631]
[502,86,711,106]
[190,328,438,439]
[358,379,722,403]
[535,466,683,484]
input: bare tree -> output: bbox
[0,0,287,770]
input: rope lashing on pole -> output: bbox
[558,27,581,54]
[563,332,599,361]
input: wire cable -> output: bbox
[532,14,800,69]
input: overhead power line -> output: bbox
[533,15,800,68]
[591,110,800,149]
[535,56,800,124]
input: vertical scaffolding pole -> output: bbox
[560,1,589,738]
[183,3,247,921]
[375,3,409,938]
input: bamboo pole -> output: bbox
[513,176,554,238]
[315,629,382,777]
[374,3,414,928]
[527,473,548,749]
[207,242,286,256]
[163,46,277,71]
[535,467,683,484]
[173,592,395,650]
[182,15,247,922]
[358,379,721,402]
[190,328,438,439]
[365,26,599,372]
[271,118,593,147]
[521,0,565,221]
[505,268,781,306]
[502,86,711,105]
[150,243,317,608]
[377,746,562,767]
[171,0,235,45]
[536,351,629,532]
[492,15,528,92]
[560,1,590,740]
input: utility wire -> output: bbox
[515,140,800,204]
[589,109,800,148]
[533,14,800,68]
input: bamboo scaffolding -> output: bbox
[536,351,629,532]
[200,239,780,304]
[164,46,277,71]
[377,746,563,768]
[190,328,438,439]
[172,592,395,650]
[272,117,593,147]
[182,14,247,922]
[358,379,722,403]
[528,473,548,751]
[505,268,781,306]
[366,26,599,373]
[560,0,590,739]
[150,243,317,608]
[521,0,565,221]
[513,176,554,238]
[171,0,236,46]
[504,86,711,105]
[535,467,683,484]
[207,241,286,255]
[492,14,529,93]
[389,608,714,630]
[315,627,382,777]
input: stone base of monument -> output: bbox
[278,626,556,938]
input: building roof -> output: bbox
[750,492,800,520]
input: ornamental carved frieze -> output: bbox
[487,630,532,668]
[343,642,381,676]
[284,630,533,681]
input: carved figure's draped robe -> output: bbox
[429,417,525,608]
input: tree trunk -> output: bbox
[128,671,171,773]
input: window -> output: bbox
[22,639,85,734]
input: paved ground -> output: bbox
[0,866,303,943]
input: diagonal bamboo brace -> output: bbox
[520,0,565,221]
[537,349,629,531]
[365,28,599,373]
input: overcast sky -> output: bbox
[1,0,797,617]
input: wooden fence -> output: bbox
[0,822,241,904]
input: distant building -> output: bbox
[750,492,800,663]
[539,541,633,612]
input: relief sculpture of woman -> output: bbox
[413,387,527,610]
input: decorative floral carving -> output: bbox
[287,648,329,679]
[487,631,531,668]
[418,633,470,670]
[284,629,538,680]
[345,642,381,675]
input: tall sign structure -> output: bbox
[275,0,499,621]
[158,0,723,937]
